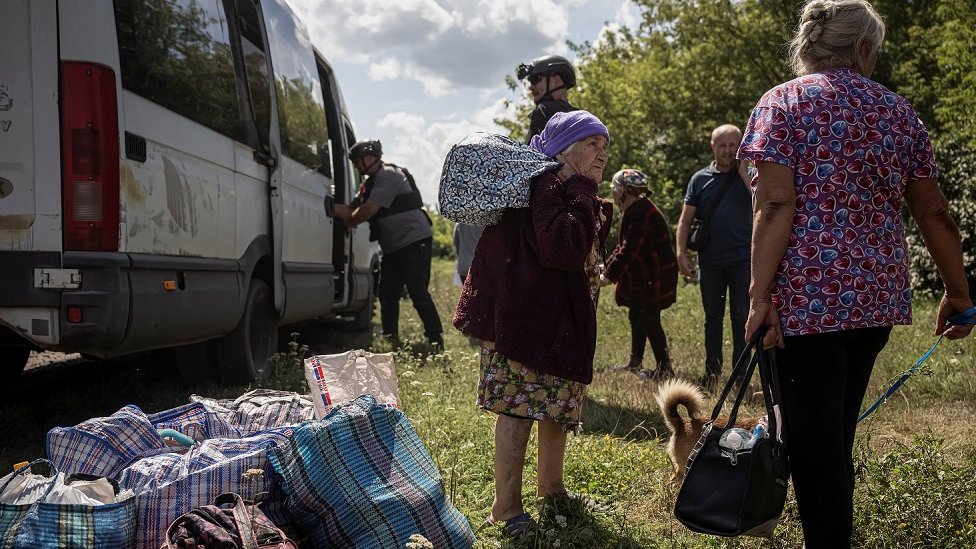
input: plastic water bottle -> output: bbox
[718,428,752,450]
[743,417,769,449]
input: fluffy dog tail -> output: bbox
[655,378,707,436]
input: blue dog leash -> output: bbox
[858,306,976,423]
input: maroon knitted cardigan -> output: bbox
[453,171,613,384]
[604,196,678,309]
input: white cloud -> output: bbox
[280,0,632,206]
[375,98,516,207]
[290,0,571,94]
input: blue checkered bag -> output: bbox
[46,405,169,479]
[269,395,475,548]
[0,459,136,549]
[437,132,560,226]
[118,427,294,549]
[46,401,302,549]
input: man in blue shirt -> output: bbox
[675,125,753,390]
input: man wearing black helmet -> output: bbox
[335,139,445,348]
[516,54,579,142]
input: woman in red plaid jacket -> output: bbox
[604,169,679,379]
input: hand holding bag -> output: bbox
[674,328,790,537]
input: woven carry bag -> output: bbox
[437,132,560,226]
[270,395,476,548]
[674,329,790,537]
[0,459,136,549]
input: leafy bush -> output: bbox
[906,139,976,297]
[266,332,309,393]
[427,208,457,260]
[854,434,976,547]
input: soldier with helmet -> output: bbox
[516,54,579,142]
[334,139,444,348]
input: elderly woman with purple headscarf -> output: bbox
[454,110,612,538]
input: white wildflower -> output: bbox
[555,514,567,528]
[405,533,433,548]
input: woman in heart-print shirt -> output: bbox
[738,1,973,548]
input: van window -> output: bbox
[114,0,242,140]
[235,0,272,153]
[262,0,329,169]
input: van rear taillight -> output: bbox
[61,62,119,251]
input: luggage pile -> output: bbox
[0,351,476,549]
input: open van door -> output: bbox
[0,0,63,371]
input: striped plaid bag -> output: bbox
[118,428,294,549]
[0,459,136,549]
[269,395,475,548]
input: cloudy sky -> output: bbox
[287,0,640,205]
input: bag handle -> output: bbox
[757,342,785,443]
[215,493,259,549]
[707,328,787,444]
[0,458,59,500]
[708,327,765,424]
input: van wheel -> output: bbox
[216,279,278,384]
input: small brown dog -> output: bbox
[655,378,765,480]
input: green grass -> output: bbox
[3,257,974,548]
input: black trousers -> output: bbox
[775,327,892,549]
[699,260,750,376]
[378,237,443,340]
[628,304,670,364]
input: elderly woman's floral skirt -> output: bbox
[476,344,586,432]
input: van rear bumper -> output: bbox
[0,251,129,355]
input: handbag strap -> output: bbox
[708,327,765,424]
[756,341,785,443]
[696,165,739,222]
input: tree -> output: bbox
[497,0,975,294]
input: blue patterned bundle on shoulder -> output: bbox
[438,132,560,225]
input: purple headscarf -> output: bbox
[529,110,610,158]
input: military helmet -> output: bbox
[350,139,382,159]
[515,54,576,89]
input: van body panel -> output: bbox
[0,0,60,251]
[0,0,379,367]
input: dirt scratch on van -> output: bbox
[120,163,145,206]
[162,156,198,236]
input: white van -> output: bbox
[0,0,379,382]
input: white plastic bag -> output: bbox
[0,467,56,505]
[304,350,400,419]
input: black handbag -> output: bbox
[686,167,738,252]
[686,218,709,251]
[674,328,790,537]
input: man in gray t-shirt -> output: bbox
[334,140,443,348]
